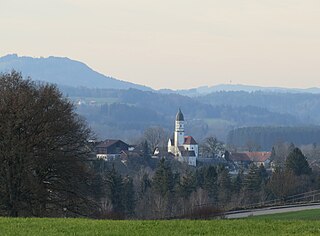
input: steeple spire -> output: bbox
[176,108,184,121]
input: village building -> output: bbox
[167,109,198,166]
[245,152,272,167]
[228,152,252,168]
[95,139,131,160]
[229,151,272,169]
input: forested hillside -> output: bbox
[227,126,320,151]
[197,91,320,124]
[61,86,307,143]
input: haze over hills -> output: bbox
[1,54,319,95]
[0,54,152,91]
[1,54,320,147]
[161,84,320,96]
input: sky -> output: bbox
[0,0,320,90]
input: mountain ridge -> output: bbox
[0,54,152,91]
[172,84,320,96]
[1,54,319,95]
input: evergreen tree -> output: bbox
[285,148,311,176]
[203,166,218,200]
[244,164,262,191]
[106,165,124,213]
[123,176,135,216]
[178,171,196,199]
[139,173,152,198]
[152,158,174,198]
[194,168,205,188]
[216,165,231,190]
[232,170,244,193]
[288,143,296,153]
[270,147,276,162]
[258,164,268,184]
[142,140,151,162]
[216,166,232,203]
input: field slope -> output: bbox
[1,217,320,236]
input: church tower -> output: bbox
[174,108,185,150]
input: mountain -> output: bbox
[0,54,152,91]
[1,54,319,95]
[173,84,320,96]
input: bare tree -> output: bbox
[0,71,96,217]
[201,137,225,158]
[143,127,170,151]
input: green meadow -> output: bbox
[250,209,320,220]
[1,210,320,236]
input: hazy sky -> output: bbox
[1,0,320,89]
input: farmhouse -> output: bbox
[246,152,272,167]
[229,152,252,168]
[229,151,272,168]
[95,139,130,160]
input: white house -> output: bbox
[168,109,198,166]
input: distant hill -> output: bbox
[60,86,301,141]
[171,84,320,96]
[0,54,152,91]
[196,91,320,124]
[1,54,318,95]
[202,84,320,94]
[2,53,320,145]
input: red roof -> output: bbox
[229,152,271,162]
[184,136,197,145]
[245,152,271,162]
[229,153,251,162]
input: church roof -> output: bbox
[184,136,197,145]
[176,108,184,121]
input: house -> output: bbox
[245,152,271,167]
[95,139,130,160]
[229,152,252,168]
[229,151,272,169]
[167,109,198,166]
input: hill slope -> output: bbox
[0,54,152,91]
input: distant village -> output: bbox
[93,109,272,173]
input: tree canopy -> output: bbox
[0,71,96,217]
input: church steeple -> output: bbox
[176,108,184,121]
[174,108,185,148]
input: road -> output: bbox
[225,203,320,219]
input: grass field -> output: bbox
[1,214,320,236]
[251,209,320,220]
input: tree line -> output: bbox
[92,143,316,219]
[227,126,320,151]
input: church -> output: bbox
[167,109,198,166]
